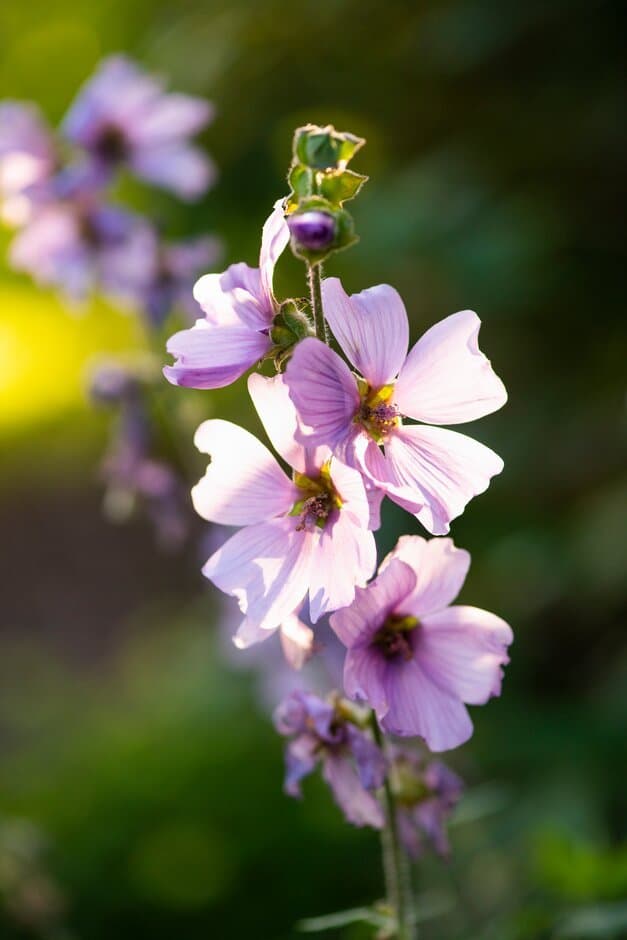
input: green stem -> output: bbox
[373,720,416,940]
[307,262,328,343]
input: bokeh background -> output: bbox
[1,1,626,938]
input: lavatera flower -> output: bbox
[164,202,289,389]
[330,536,513,752]
[193,373,377,633]
[285,278,507,534]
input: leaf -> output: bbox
[319,168,368,206]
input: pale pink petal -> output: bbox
[381,535,471,617]
[343,646,391,717]
[248,373,310,473]
[164,323,270,389]
[285,338,360,448]
[330,559,416,648]
[418,606,513,704]
[203,519,313,632]
[385,424,504,535]
[259,200,289,306]
[395,310,507,424]
[191,419,296,525]
[321,277,409,387]
[329,457,371,530]
[308,513,376,623]
[279,613,315,670]
[193,263,269,330]
[321,753,384,828]
[131,143,215,200]
[380,658,474,751]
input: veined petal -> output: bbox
[395,310,507,425]
[380,658,474,751]
[330,559,416,649]
[193,263,268,330]
[164,324,270,389]
[259,200,289,306]
[308,513,376,624]
[203,518,313,632]
[419,606,513,704]
[381,535,470,617]
[285,338,360,448]
[321,277,409,386]
[343,645,391,718]
[192,419,296,524]
[385,425,504,535]
[233,617,276,649]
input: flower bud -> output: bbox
[288,210,336,251]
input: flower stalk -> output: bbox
[373,719,416,940]
[308,261,327,344]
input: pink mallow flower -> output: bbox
[163,202,289,390]
[192,373,377,632]
[330,535,513,752]
[285,277,507,535]
[62,55,215,200]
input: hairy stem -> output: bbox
[373,720,416,939]
[307,262,328,343]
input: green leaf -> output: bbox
[297,905,391,933]
[319,168,368,206]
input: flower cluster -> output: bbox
[164,123,513,876]
[0,56,218,322]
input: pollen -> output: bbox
[355,380,400,443]
[289,460,343,532]
[373,613,419,661]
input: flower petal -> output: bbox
[418,606,513,704]
[380,657,474,751]
[164,324,270,389]
[279,613,315,670]
[321,753,384,828]
[131,142,215,200]
[381,535,470,617]
[308,510,376,624]
[192,419,296,524]
[285,338,360,448]
[132,93,214,142]
[330,559,417,649]
[259,200,289,306]
[193,263,267,329]
[395,310,507,425]
[203,518,313,632]
[385,424,504,535]
[248,373,312,473]
[321,277,409,386]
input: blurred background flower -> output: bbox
[0,1,625,938]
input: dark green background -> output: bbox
[0,1,625,938]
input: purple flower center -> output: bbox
[373,613,419,661]
[290,462,343,532]
[356,383,400,442]
[93,123,129,163]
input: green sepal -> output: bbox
[319,168,368,206]
[286,164,314,212]
[293,124,365,171]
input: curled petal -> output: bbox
[284,734,319,797]
[192,420,296,525]
[321,752,384,828]
[193,263,267,329]
[279,612,315,670]
[259,200,289,306]
[395,310,507,425]
[322,277,409,386]
[164,324,270,389]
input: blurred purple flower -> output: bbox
[390,748,463,858]
[10,198,157,304]
[90,362,189,549]
[275,690,385,828]
[141,235,222,328]
[0,102,56,224]
[62,55,215,200]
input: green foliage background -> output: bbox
[0,1,625,938]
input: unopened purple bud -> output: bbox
[288,211,336,251]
